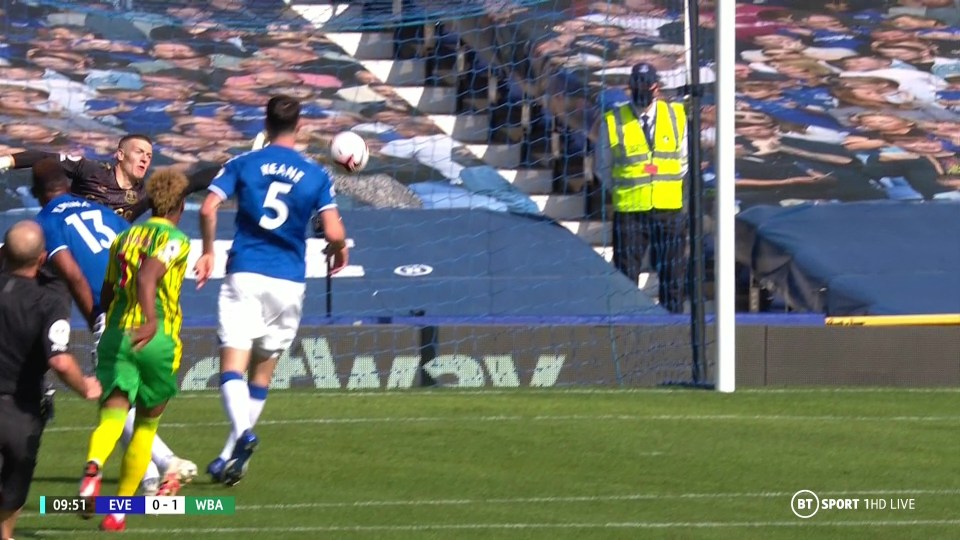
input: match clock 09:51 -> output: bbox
[45,496,90,514]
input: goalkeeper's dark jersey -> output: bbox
[58,154,150,222]
[21,152,149,222]
[12,151,217,223]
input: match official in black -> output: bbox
[0,220,101,540]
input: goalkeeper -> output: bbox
[0,134,217,222]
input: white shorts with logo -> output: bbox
[217,272,306,355]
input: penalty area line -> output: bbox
[43,413,960,433]
[150,387,960,399]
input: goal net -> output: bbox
[0,0,715,389]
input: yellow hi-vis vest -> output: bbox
[604,100,686,212]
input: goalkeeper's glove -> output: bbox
[0,156,13,173]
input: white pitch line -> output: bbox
[737,387,960,394]
[233,488,960,511]
[58,387,960,401]
[26,519,960,535]
[21,489,960,518]
[43,413,960,433]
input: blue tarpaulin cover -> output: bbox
[736,202,960,316]
[2,208,665,325]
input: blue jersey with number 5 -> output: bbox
[35,194,131,310]
[209,145,336,282]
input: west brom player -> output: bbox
[30,159,196,496]
[79,169,193,532]
[194,95,348,485]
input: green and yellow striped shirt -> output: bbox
[104,217,191,337]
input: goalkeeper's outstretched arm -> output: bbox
[0,150,59,172]
[3,148,221,194]
[185,163,221,196]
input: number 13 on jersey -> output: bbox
[65,210,118,253]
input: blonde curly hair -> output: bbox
[146,168,189,217]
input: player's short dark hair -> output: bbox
[118,133,153,150]
[31,157,70,196]
[265,95,300,136]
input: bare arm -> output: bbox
[194,192,222,289]
[86,105,132,116]
[319,208,349,275]
[49,250,95,329]
[842,135,886,151]
[735,178,804,187]
[319,207,346,245]
[778,144,853,165]
[199,192,222,256]
[735,174,832,187]
[40,295,100,399]
[49,353,100,399]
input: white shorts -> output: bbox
[217,272,306,355]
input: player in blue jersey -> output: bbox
[30,158,198,497]
[194,95,348,486]
[32,160,131,332]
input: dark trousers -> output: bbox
[0,396,44,510]
[613,210,689,313]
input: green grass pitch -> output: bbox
[15,388,960,539]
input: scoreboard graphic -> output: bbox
[40,496,235,515]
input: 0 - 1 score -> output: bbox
[146,496,185,515]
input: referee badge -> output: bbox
[125,190,138,204]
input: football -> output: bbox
[330,131,369,172]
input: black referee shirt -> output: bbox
[0,274,72,409]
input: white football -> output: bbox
[330,131,368,172]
